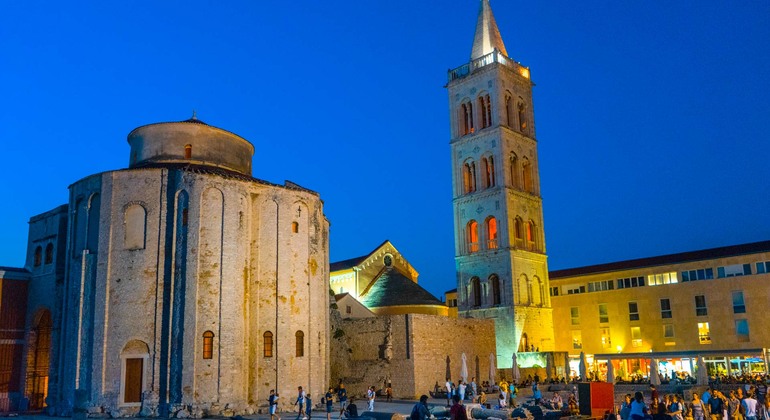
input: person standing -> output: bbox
[367,386,375,411]
[410,395,430,420]
[338,383,348,419]
[446,378,453,407]
[269,390,280,420]
[458,380,467,401]
[470,377,478,400]
[728,391,743,420]
[742,392,758,420]
[692,392,706,420]
[306,393,313,420]
[385,383,393,403]
[325,388,334,420]
[707,390,724,420]
[296,386,307,420]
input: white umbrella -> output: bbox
[697,356,709,385]
[545,353,553,380]
[650,359,661,386]
[489,353,496,383]
[606,360,615,383]
[461,353,469,382]
[578,352,587,380]
[512,353,521,383]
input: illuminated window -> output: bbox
[630,327,642,347]
[717,263,751,278]
[295,331,304,357]
[695,295,707,316]
[514,217,524,247]
[572,331,582,349]
[517,101,528,132]
[526,221,537,251]
[486,217,498,249]
[570,307,579,325]
[599,303,609,323]
[291,221,299,233]
[459,102,474,135]
[628,302,640,321]
[509,152,519,188]
[478,95,492,129]
[735,319,749,342]
[698,323,711,344]
[522,158,533,193]
[490,274,501,305]
[660,298,672,319]
[466,220,479,253]
[732,291,745,314]
[34,246,42,267]
[263,331,273,357]
[600,328,611,349]
[663,324,674,339]
[471,277,481,307]
[184,144,192,159]
[203,331,214,359]
[44,243,54,265]
[682,268,714,281]
[463,161,477,194]
[647,272,678,286]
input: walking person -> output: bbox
[692,392,706,420]
[269,390,280,420]
[338,383,348,419]
[325,388,334,420]
[742,391,758,420]
[708,390,724,420]
[296,386,307,420]
[410,395,430,420]
[306,393,313,420]
[366,386,376,411]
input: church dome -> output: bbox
[127,115,255,176]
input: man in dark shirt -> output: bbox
[450,395,468,420]
[344,399,358,419]
[707,392,723,420]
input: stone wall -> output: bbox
[330,313,496,400]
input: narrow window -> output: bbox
[486,217,497,249]
[485,95,492,127]
[471,277,481,307]
[481,158,490,188]
[487,156,495,187]
[295,331,304,357]
[695,295,707,316]
[124,204,147,250]
[630,327,642,347]
[526,221,536,251]
[466,220,479,253]
[628,301,640,321]
[522,158,533,193]
[735,319,749,342]
[663,324,674,339]
[478,97,487,129]
[346,305,351,314]
[291,221,299,233]
[44,243,54,265]
[202,331,214,359]
[570,307,579,325]
[509,153,519,188]
[470,162,477,191]
[182,208,189,227]
[467,102,474,132]
[263,331,273,357]
[184,144,192,159]
[660,298,672,319]
[463,163,473,193]
[514,217,524,247]
[572,331,582,349]
[599,303,609,323]
[698,322,711,344]
[601,328,611,349]
[505,95,513,127]
[490,274,501,305]
[34,246,42,267]
[518,102,527,132]
[732,291,746,314]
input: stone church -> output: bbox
[19,117,331,416]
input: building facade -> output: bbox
[447,0,555,366]
[17,116,331,417]
[550,241,770,379]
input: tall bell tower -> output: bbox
[447,0,554,367]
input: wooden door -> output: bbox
[124,358,143,403]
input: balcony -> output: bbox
[448,50,530,83]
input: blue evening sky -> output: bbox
[1,1,768,299]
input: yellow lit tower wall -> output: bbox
[446,0,555,368]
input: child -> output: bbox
[268,390,279,420]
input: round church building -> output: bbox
[57,116,330,417]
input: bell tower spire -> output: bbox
[471,0,508,60]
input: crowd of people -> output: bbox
[619,384,770,420]
[268,382,383,420]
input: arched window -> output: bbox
[513,217,524,247]
[535,276,545,306]
[295,331,304,357]
[522,158,533,193]
[509,153,519,188]
[467,102,474,133]
[518,101,528,133]
[484,95,492,128]
[482,156,495,188]
[291,221,299,233]
[527,220,537,251]
[519,333,529,353]
[463,161,477,193]
[466,220,479,253]
[471,277,481,307]
[486,217,498,249]
[44,243,54,265]
[505,94,514,128]
[124,204,147,250]
[460,101,475,135]
[263,331,273,358]
[490,274,501,305]
[478,97,487,129]
[184,144,192,159]
[202,331,214,359]
[34,246,42,267]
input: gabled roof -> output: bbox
[550,240,770,279]
[329,239,392,272]
[359,267,444,308]
[471,0,508,60]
